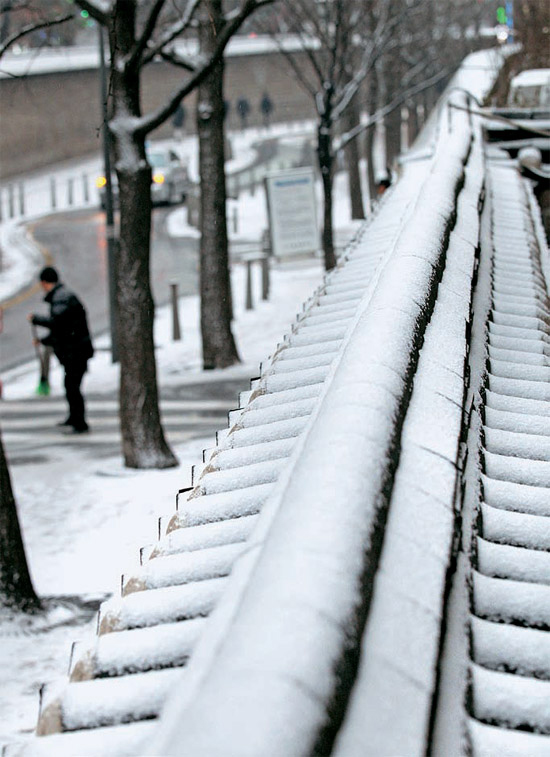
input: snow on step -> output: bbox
[483,450,550,488]
[491,310,549,330]
[166,484,271,529]
[191,457,286,496]
[471,663,550,732]
[489,344,549,365]
[488,358,550,382]
[197,437,296,477]
[481,502,550,551]
[122,542,244,595]
[471,616,550,678]
[224,415,309,448]
[484,406,550,436]
[70,618,206,679]
[483,427,550,461]
[149,514,258,558]
[489,320,550,341]
[485,390,550,417]
[473,571,550,627]
[482,473,550,517]
[487,373,550,401]
[6,721,156,756]
[39,667,182,733]
[468,718,550,757]
[98,577,225,633]
[275,339,342,360]
[476,537,550,584]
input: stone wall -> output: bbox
[0,49,316,180]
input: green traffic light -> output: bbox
[496,6,507,23]
[80,9,89,18]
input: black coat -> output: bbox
[32,283,94,366]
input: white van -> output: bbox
[508,69,550,108]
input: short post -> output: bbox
[245,259,253,310]
[82,173,89,204]
[67,177,74,206]
[417,103,425,129]
[400,106,409,152]
[8,185,14,218]
[18,183,25,216]
[250,174,256,196]
[50,177,57,210]
[447,101,453,133]
[261,254,270,300]
[232,205,239,234]
[170,282,181,341]
[0,189,3,223]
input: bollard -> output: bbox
[18,183,25,216]
[232,205,239,234]
[0,189,3,223]
[400,106,409,152]
[83,173,89,204]
[261,255,270,300]
[245,260,253,310]
[170,282,181,341]
[50,177,57,210]
[67,177,74,206]
[8,185,14,218]
[417,103,425,129]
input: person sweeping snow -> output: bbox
[29,267,94,434]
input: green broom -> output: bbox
[31,323,50,396]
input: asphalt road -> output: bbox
[1,205,199,372]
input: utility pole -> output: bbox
[98,24,118,363]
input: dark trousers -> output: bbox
[64,360,88,430]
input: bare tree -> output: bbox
[265,0,410,269]
[74,0,273,468]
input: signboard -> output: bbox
[264,168,318,258]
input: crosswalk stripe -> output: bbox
[0,399,232,414]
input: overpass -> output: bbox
[5,62,550,757]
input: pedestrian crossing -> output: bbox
[0,396,232,454]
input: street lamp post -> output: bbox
[98,24,118,363]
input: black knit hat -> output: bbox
[39,266,59,283]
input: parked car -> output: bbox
[97,145,191,208]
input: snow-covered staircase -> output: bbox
[466,158,550,756]
[6,92,549,757]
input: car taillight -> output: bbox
[152,173,165,184]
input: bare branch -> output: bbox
[0,12,74,59]
[136,0,275,136]
[158,47,196,72]
[335,68,451,153]
[141,0,202,66]
[128,0,166,69]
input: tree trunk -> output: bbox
[343,101,365,220]
[0,429,40,611]
[110,4,177,469]
[365,74,378,207]
[198,1,240,370]
[317,118,336,270]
